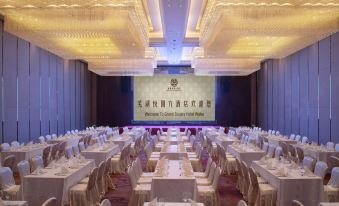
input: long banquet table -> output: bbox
[252,160,323,206]
[23,159,95,206]
[109,135,133,150]
[80,144,120,165]
[2,201,28,206]
[227,144,265,166]
[214,135,239,149]
[47,135,81,147]
[160,144,188,160]
[294,144,339,166]
[151,160,198,202]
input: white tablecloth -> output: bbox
[267,135,297,147]
[23,159,95,206]
[318,203,339,206]
[214,136,239,149]
[294,144,339,166]
[144,202,204,206]
[81,144,120,165]
[227,144,265,166]
[151,160,197,202]
[159,136,187,144]
[252,161,323,206]
[110,136,133,150]
[2,201,28,206]
[160,145,188,160]
[47,135,81,147]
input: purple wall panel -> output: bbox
[267,61,273,130]
[69,61,76,130]
[80,63,85,129]
[331,32,339,143]
[278,59,285,133]
[3,32,18,142]
[284,56,292,135]
[291,53,300,134]
[63,61,71,132]
[299,48,309,137]
[272,60,279,130]
[49,54,57,134]
[75,61,81,129]
[17,38,30,142]
[0,21,3,141]
[40,50,50,135]
[57,58,65,135]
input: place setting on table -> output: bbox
[227,142,266,166]
[251,156,324,206]
[80,142,120,166]
[23,155,95,206]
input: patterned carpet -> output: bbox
[103,147,244,206]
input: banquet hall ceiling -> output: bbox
[0,0,339,76]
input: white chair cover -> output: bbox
[324,167,339,202]
[335,143,339,151]
[266,144,276,158]
[301,136,308,144]
[314,161,328,179]
[327,142,335,150]
[17,160,30,180]
[30,156,44,172]
[295,135,301,142]
[66,147,74,159]
[262,142,269,153]
[303,156,316,171]
[274,146,282,159]
[289,134,295,140]
[42,197,58,206]
[38,136,46,144]
[100,199,111,206]
[45,135,52,141]
[78,142,85,151]
[11,141,20,148]
[72,145,80,157]
[0,167,20,200]
[1,143,10,152]
[237,200,248,206]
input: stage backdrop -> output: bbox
[134,75,215,121]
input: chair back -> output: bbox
[58,142,67,158]
[50,143,59,160]
[72,145,80,157]
[1,143,10,152]
[98,161,106,180]
[39,136,46,144]
[0,167,15,190]
[288,144,296,157]
[211,167,221,190]
[66,147,74,159]
[30,155,44,172]
[17,160,30,181]
[327,142,335,150]
[205,158,213,175]
[87,167,99,191]
[314,161,328,179]
[78,142,85,151]
[296,147,304,162]
[45,135,52,141]
[3,155,16,171]
[335,143,339,151]
[267,144,276,158]
[280,142,288,157]
[42,197,58,206]
[207,162,217,183]
[43,146,51,167]
[104,158,111,175]
[289,134,295,140]
[127,166,137,188]
[295,135,301,142]
[329,156,339,168]
[301,136,308,144]
[327,167,339,188]
[11,141,20,148]
[262,142,269,153]
[248,167,259,205]
[274,146,282,159]
[240,161,249,187]
[100,199,111,206]
[303,156,316,171]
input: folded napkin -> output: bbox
[60,166,70,174]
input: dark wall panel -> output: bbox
[63,61,71,132]
[272,60,279,130]
[49,54,57,134]
[40,50,49,136]
[75,61,81,130]
[80,63,85,129]
[291,53,300,134]
[267,61,273,130]
[331,32,339,143]
[3,32,18,142]
[278,59,285,133]
[308,44,319,142]
[0,21,3,142]
[18,38,30,143]
[57,58,64,135]
[29,45,41,140]
[69,61,76,130]
[299,48,309,137]
[284,56,292,135]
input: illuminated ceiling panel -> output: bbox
[0,0,154,75]
[196,0,339,74]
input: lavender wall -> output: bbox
[0,20,94,143]
[257,31,339,144]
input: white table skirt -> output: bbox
[23,160,95,206]
[3,201,28,206]
[81,144,120,165]
[151,160,197,202]
[252,161,324,206]
[214,136,239,149]
[227,145,265,166]
[144,202,204,206]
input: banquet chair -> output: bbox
[100,199,111,206]
[291,200,304,206]
[38,136,46,144]
[197,167,221,206]
[327,142,335,150]
[11,141,20,148]
[301,136,308,144]
[287,144,298,162]
[324,167,339,202]
[274,146,283,160]
[196,162,217,186]
[127,165,150,206]
[78,142,85,152]
[111,144,131,174]
[194,158,213,178]
[104,158,116,191]
[72,145,80,157]
[262,142,269,154]
[237,200,247,206]
[66,147,74,159]
[289,134,296,140]
[50,143,59,160]
[17,160,30,183]
[280,142,289,158]
[45,135,52,141]
[296,147,304,163]
[329,156,339,168]
[42,197,58,206]
[221,147,237,175]
[275,131,280,136]
[314,161,328,180]
[266,144,276,158]
[335,143,339,151]
[58,142,67,159]
[80,161,106,197]
[303,156,316,171]
[52,134,57,139]
[3,155,16,171]
[144,144,160,172]
[69,167,99,206]
[0,143,10,152]
[42,146,51,167]
[240,161,250,200]
[0,167,20,200]
[132,161,152,185]
[248,167,276,206]
[295,135,301,142]
[30,155,44,172]
[236,159,244,193]
[135,157,154,178]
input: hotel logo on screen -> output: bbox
[167,78,181,91]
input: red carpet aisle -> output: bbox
[104,147,244,206]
